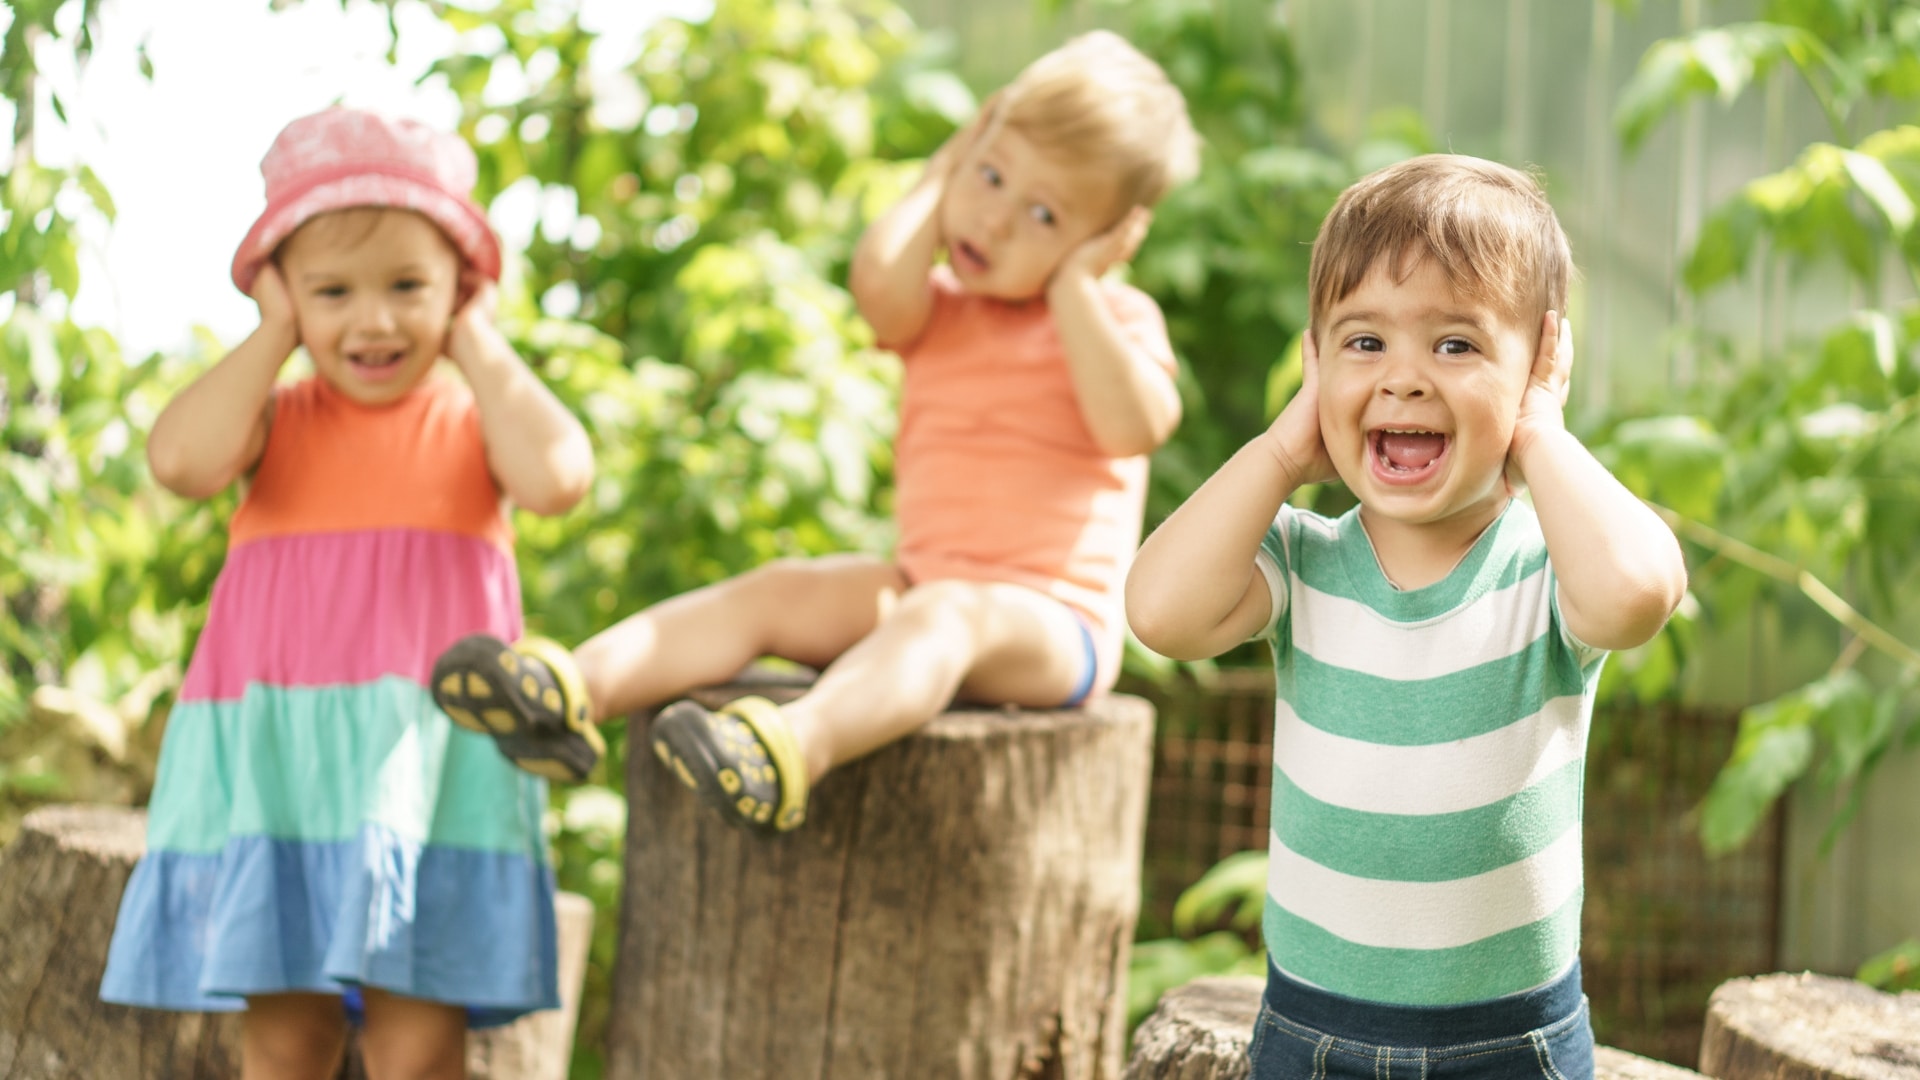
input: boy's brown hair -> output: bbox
[990,30,1200,215]
[1309,154,1572,332]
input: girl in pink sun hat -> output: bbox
[101,106,595,1077]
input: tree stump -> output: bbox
[0,804,592,1080]
[1699,973,1920,1079]
[1123,976,1708,1080]
[0,804,239,1079]
[1122,976,1259,1079]
[606,682,1157,1080]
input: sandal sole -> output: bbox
[431,633,603,782]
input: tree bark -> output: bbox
[1123,976,1708,1080]
[1122,976,1259,1080]
[0,804,241,1080]
[1699,973,1920,1079]
[606,683,1157,1080]
[0,804,591,1080]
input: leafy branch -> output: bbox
[1650,503,1920,675]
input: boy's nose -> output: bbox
[1377,353,1430,398]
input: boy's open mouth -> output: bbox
[1369,427,1449,483]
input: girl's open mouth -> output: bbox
[954,239,990,275]
[348,349,408,380]
[1369,427,1449,484]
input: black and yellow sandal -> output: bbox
[430,633,605,783]
[650,695,809,832]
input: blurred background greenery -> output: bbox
[3,0,1919,1073]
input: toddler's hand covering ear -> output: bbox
[249,263,298,341]
[1505,313,1574,494]
[1265,328,1337,488]
[1054,206,1154,288]
[446,273,502,371]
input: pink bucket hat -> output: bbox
[230,106,502,295]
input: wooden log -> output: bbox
[0,804,592,1080]
[606,682,1157,1080]
[0,804,241,1080]
[1123,976,1708,1080]
[1121,976,1258,1080]
[1699,973,1920,1079]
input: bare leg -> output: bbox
[241,993,348,1080]
[574,554,910,718]
[780,579,1090,781]
[357,987,467,1080]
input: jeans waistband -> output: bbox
[1262,959,1584,1046]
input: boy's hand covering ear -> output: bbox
[1506,313,1574,493]
[1054,206,1154,286]
[1265,328,1337,488]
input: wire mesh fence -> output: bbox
[1128,673,1780,1068]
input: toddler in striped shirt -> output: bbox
[1126,153,1687,1080]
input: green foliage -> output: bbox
[1119,0,1356,527]
[1858,937,1920,991]
[0,0,221,773]
[1170,848,1266,936]
[419,0,947,651]
[1128,850,1268,1031]
[1604,1,1920,867]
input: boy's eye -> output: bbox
[315,285,347,300]
[980,164,1002,187]
[1028,204,1056,226]
[1437,337,1477,356]
[1347,334,1384,353]
[393,278,424,293]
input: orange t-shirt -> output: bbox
[890,268,1177,690]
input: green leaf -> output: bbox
[1841,149,1914,234]
[1263,333,1304,421]
[1686,198,1762,292]
[1616,25,1826,151]
[1816,311,1898,395]
[1857,938,1920,992]
[1811,670,1886,786]
[1606,415,1727,520]
[1171,849,1268,935]
[1700,705,1815,855]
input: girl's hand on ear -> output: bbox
[1265,329,1337,489]
[1053,206,1152,290]
[446,272,501,373]
[1505,312,1573,494]
[249,264,299,348]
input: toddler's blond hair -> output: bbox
[991,30,1200,214]
[1309,154,1573,332]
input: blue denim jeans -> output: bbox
[1248,960,1594,1080]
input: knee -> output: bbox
[892,580,985,636]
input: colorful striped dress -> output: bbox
[101,374,559,1026]
[1252,500,1606,1006]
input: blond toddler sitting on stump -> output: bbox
[429,31,1198,832]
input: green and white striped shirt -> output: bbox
[1253,499,1606,1006]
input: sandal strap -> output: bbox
[722,696,810,831]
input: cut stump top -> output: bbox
[1703,972,1920,1079]
[1124,977,1707,1079]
